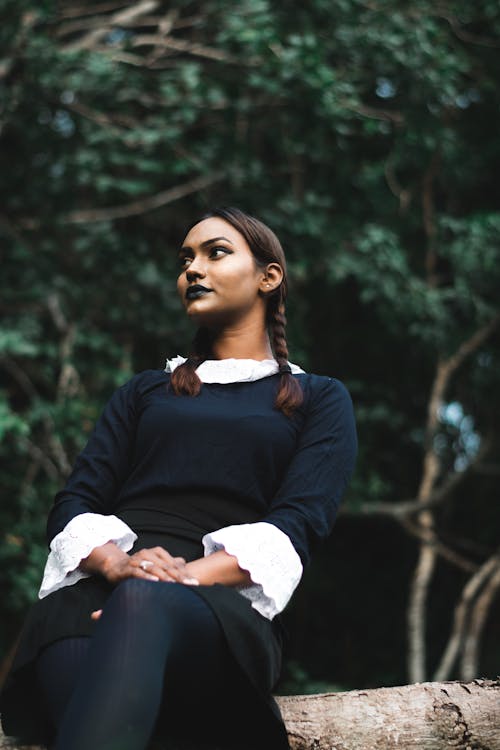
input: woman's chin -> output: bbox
[185,302,218,324]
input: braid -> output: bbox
[173,207,304,414]
[270,298,303,416]
[168,327,213,397]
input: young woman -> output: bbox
[0,207,357,750]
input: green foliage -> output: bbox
[1,0,500,689]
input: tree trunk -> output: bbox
[276,679,500,750]
[1,680,498,749]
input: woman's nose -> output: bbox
[185,260,206,281]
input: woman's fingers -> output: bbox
[129,554,177,582]
[130,548,199,584]
[150,547,185,569]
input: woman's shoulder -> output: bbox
[295,370,354,406]
[111,368,168,398]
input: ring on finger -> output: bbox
[140,560,154,571]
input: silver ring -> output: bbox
[140,560,153,571]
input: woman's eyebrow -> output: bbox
[180,236,234,252]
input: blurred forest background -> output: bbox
[1,0,499,694]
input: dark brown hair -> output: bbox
[170,207,303,416]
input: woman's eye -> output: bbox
[179,256,192,267]
[210,247,231,259]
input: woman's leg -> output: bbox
[35,637,91,733]
[43,579,237,750]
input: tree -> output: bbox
[1,0,500,693]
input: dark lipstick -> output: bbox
[185,284,212,300]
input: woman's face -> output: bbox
[177,217,281,327]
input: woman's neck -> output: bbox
[209,326,274,362]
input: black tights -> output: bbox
[35,579,264,750]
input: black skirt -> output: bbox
[0,526,290,749]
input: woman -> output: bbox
[0,207,357,750]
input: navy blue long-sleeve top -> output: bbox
[47,369,357,567]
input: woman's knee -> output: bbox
[108,578,213,630]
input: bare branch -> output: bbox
[46,294,81,404]
[57,8,175,40]
[349,439,491,519]
[130,34,253,65]
[461,563,500,680]
[399,517,477,573]
[56,17,119,37]
[445,312,500,375]
[171,14,204,31]
[47,433,72,477]
[407,308,499,682]
[342,102,404,125]
[62,172,225,223]
[1,343,72,476]
[408,542,437,682]
[19,439,59,482]
[66,100,140,131]
[105,50,150,66]
[18,455,42,503]
[56,14,163,38]
[47,293,69,334]
[384,159,412,213]
[61,0,160,52]
[438,13,500,48]
[58,2,131,20]
[434,551,500,681]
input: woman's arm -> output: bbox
[184,549,252,587]
[81,541,252,587]
[200,376,357,620]
[40,374,151,598]
[46,374,144,543]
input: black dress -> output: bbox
[0,368,357,747]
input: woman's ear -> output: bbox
[259,262,283,293]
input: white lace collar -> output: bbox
[164,355,305,384]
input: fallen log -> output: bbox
[1,679,499,749]
[276,679,500,749]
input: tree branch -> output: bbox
[434,551,500,681]
[342,102,405,125]
[407,311,500,682]
[61,0,160,52]
[384,159,412,213]
[348,438,491,519]
[461,561,500,680]
[399,517,478,574]
[58,2,131,20]
[18,439,59,482]
[438,12,500,48]
[62,172,225,223]
[130,34,254,65]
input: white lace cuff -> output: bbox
[38,513,138,599]
[202,522,303,620]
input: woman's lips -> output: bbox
[185,285,212,300]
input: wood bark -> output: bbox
[1,680,498,749]
[276,680,500,750]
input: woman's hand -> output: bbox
[81,542,199,586]
[84,543,199,621]
[129,546,199,587]
[80,541,157,585]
